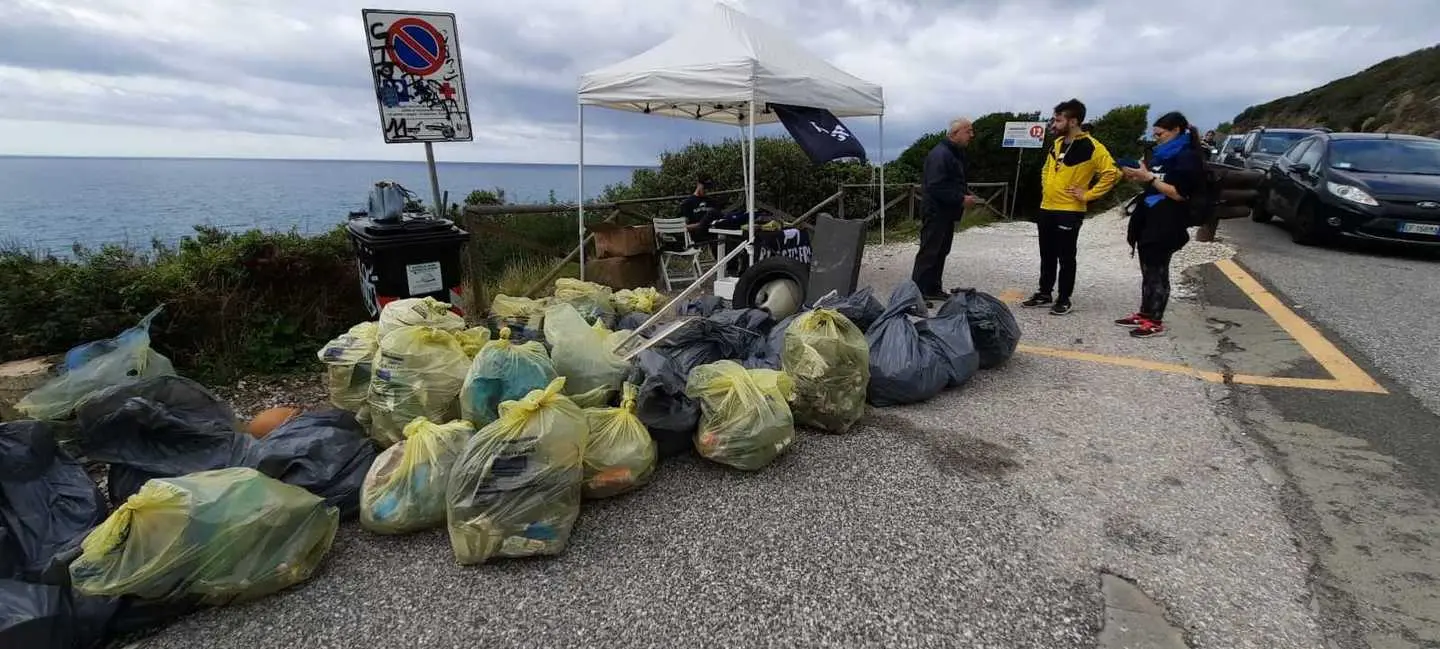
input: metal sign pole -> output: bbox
[1011,148,1023,219]
[425,142,443,218]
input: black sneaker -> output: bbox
[1021,293,1052,308]
[923,292,950,303]
[1049,300,1073,316]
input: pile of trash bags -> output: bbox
[0,274,1022,648]
[2,309,385,649]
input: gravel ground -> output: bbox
[134,211,1323,649]
[211,373,330,420]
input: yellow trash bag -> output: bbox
[360,418,475,535]
[316,321,379,414]
[445,377,584,565]
[582,384,656,499]
[378,297,465,339]
[366,326,470,447]
[542,303,629,408]
[460,328,557,427]
[455,326,492,359]
[552,278,615,326]
[781,309,871,433]
[69,467,337,605]
[685,360,796,471]
[612,287,662,315]
[488,295,549,341]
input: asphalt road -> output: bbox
[1199,216,1440,648]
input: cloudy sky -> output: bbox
[0,0,1434,166]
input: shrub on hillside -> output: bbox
[601,137,877,219]
[0,225,367,380]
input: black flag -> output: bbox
[769,103,867,164]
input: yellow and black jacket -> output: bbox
[1040,133,1121,212]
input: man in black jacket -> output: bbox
[911,118,977,300]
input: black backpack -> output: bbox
[1188,157,1219,227]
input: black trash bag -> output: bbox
[926,302,982,388]
[74,376,251,507]
[742,314,795,370]
[0,578,116,649]
[940,289,1022,369]
[0,422,108,583]
[242,410,377,520]
[617,311,657,336]
[865,282,953,406]
[630,315,766,458]
[707,308,774,334]
[816,287,886,332]
[680,295,726,317]
[0,521,18,580]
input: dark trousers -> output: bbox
[911,210,958,295]
[1036,209,1084,301]
[1138,246,1174,321]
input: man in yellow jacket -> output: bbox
[1022,99,1121,315]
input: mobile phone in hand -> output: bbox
[1115,158,1141,169]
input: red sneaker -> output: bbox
[1114,313,1146,328]
[1130,320,1166,338]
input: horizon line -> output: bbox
[0,153,655,168]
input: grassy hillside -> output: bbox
[1231,45,1440,136]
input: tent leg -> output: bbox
[879,114,886,246]
[577,103,586,281]
[747,100,756,265]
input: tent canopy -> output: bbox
[577,2,884,124]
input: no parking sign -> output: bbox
[363,9,472,143]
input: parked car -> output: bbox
[1214,134,1245,164]
[1253,132,1440,246]
[1232,126,1327,172]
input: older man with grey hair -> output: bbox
[911,117,977,300]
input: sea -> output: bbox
[0,156,647,256]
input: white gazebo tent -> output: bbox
[575,2,885,292]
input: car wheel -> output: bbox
[1251,189,1273,223]
[733,256,808,320]
[1290,199,1326,246]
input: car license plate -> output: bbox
[1399,222,1440,236]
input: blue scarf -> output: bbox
[1144,131,1191,207]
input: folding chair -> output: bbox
[652,217,706,291]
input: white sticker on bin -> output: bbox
[406,261,444,295]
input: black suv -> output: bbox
[1225,126,1326,172]
[1253,131,1440,246]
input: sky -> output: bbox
[0,0,1435,166]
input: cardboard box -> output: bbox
[590,223,656,259]
[586,254,658,289]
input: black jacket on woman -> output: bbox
[1127,146,1205,252]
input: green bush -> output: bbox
[0,225,368,381]
[601,137,877,219]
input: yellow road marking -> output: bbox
[1004,259,1387,394]
[1213,259,1387,394]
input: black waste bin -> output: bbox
[346,216,471,318]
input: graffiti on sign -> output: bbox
[362,9,472,144]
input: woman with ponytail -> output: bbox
[1116,111,1206,338]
